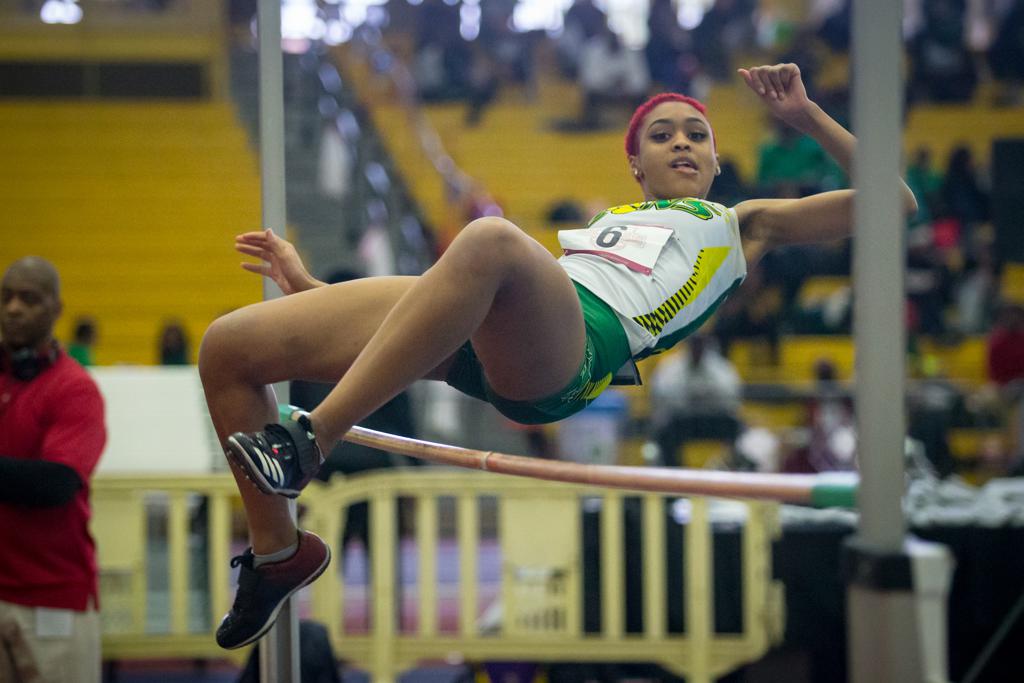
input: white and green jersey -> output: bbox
[557,198,747,360]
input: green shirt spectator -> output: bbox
[905,147,942,224]
[67,317,96,366]
[757,124,844,194]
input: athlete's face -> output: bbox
[628,101,718,201]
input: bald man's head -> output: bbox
[1,257,63,352]
[3,257,60,296]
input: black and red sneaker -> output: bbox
[226,410,323,498]
[215,530,331,650]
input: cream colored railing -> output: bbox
[92,475,239,660]
[93,471,784,681]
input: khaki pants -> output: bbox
[0,599,100,683]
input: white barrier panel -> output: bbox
[89,366,222,474]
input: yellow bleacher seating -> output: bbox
[918,337,988,383]
[948,428,1005,462]
[779,336,856,380]
[904,104,1024,170]
[1001,263,1024,304]
[740,401,808,429]
[728,335,988,384]
[0,101,262,365]
[679,439,731,469]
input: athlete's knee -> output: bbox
[198,312,249,383]
[453,217,532,267]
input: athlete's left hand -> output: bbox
[235,229,324,294]
[738,63,814,126]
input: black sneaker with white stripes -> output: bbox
[226,410,323,498]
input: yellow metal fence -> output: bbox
[93,471,784,682]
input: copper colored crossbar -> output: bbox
[345,426,851,506]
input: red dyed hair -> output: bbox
[624,93,714,159]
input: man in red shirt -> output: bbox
[0,257,106,683]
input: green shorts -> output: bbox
[445,281,631,425]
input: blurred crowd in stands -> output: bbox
[56,0,1024,483]
[405,0,1024,121]
[265,0,1024,481]
[65,317,193,367]
[405,0,1017,351]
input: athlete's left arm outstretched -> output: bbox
[733,63,918,262]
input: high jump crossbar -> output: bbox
[343,425,858,509]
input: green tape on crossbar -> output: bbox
[278,403,300,422]
[810,481,858,508]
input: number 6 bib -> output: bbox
[558,224,674,276]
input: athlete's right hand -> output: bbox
[235,229,324,295]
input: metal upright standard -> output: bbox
[846,1,954,681]
[256,0,299,681]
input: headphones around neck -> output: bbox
[0,341,60,382]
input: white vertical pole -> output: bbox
[851,0,905,554]
[256,0,299,682]
[847,2,954,682]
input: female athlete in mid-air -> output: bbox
[199,63,917,649]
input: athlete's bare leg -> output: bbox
[200,217,586,554]
[198,276,455,553]
[307,216,588,448]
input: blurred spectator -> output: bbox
[158,320,191,365]
[789,277,853,335]
[755,119,842,196]
[942,145,990,228]
[706,158,749,207]
[988,1,1024,105]
[413,0,470,101]
[784,359,856,473]
[576,23,650,129]
[546,198,587,227]
[987,302,1024,386]
[695,0,756,81]
[986,302,1024,462]
[734,426,782,473]
[909,0,977,102]
[645,0,688,91]
[779,28,829,101]
[905,147,943,224]
[954,243,997,334]
[713,269,782,363]
[908,355,966,477]
[67,316,97,367]
[648,335,742,467]
[905,238,954,337]
[812,0,851,51]
[926,197,963,255]
[478,0,538,97]
[317,119,353,201]
[0,257,105,683]
[557,0,607,79]
[465,43,500,126]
